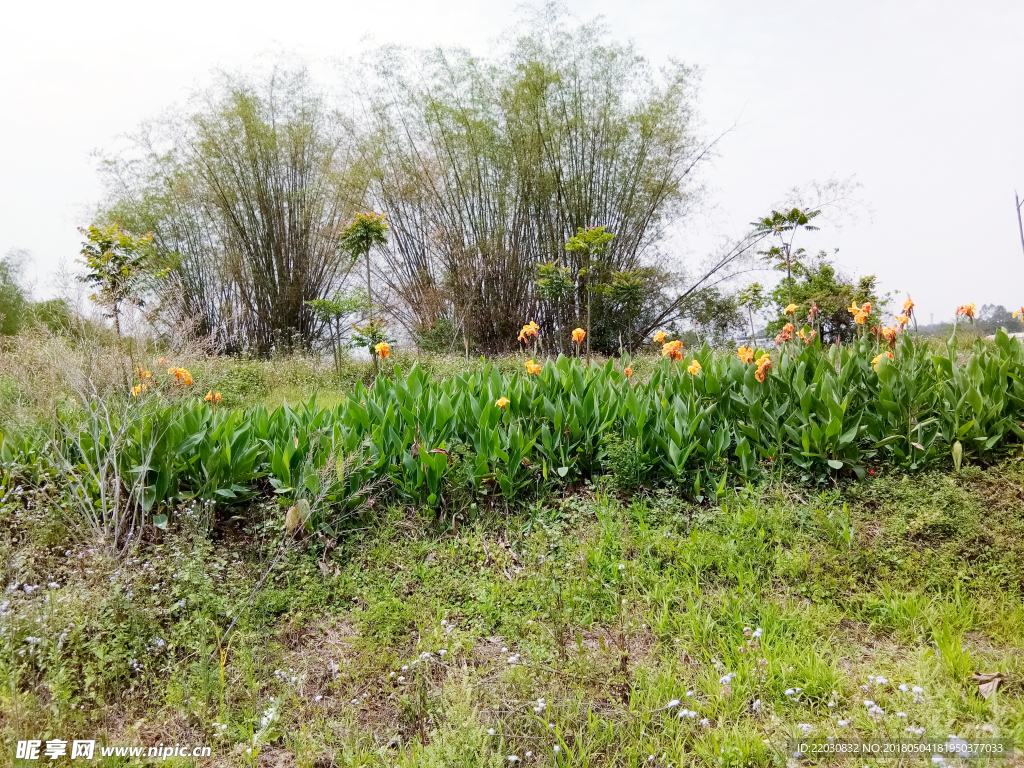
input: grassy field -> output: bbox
[3,452,1023,766]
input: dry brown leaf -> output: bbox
[971,672,1006,699]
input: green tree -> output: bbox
[565,226,615,365]
[0,251,28,336]
[338,213,389,373]
[77,222,165,338]
[752,208,821,305]
[765,256,883,344]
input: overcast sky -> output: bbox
[3,0,1022,323]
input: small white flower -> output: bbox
[699,718,710,727]
[752,699,761,712]
[525,752,532,758]
[897,712,907,718]
[402,665,409,671]
[508,757,519,763]
[488,728,496,736]
[839,719,850,726]
[666,699,680,708]
[798,723,812,735]
[397,676,405,682]
[439,649,447,656]
[876,676,888,685]
[553,745,560,753]
[912,686,924,694]
[899,684,909,692]
[785,688,796,696]
[752,627,763,638]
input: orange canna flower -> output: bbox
[495,396,510,409]
[661,340,684,361]
[131,384,147,396]
[784,303,798,315]
[872,351,894,371]
[956,303,976,320]
[903,296,914,314]
[204,390,222,404]
[686,360,702,376]
[881,325,899,342]
[375,342,391,359]
[737,346,754,364]
[775,323,794,345]
[168,367,192,386]
[895,312,910,328]
[653,330,668,344]
[797,328,817,346]
[754,353,772,382]
[525,360,542,375]
[571,328,586,344]
[623,366,633,378]
[517,321,540,343]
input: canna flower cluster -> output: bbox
[687,360,702,376]
[495,397,510,409]
[848,302,872,325]
[204,390,222,404]
[784,303,798,316]
[754,354,772,383]
[956,303,976,320]
[653,330,668,343]
[1013,306,1024,320]
[571,327,586,344]
[775,323,794,345]
[168,367,192,386]
[518,321,540,343]
[737,346,754,364]
[375,342,391,359]
[661,340,684,361]
[524,360,542,375]
[797,328,816,345]
[623,366,633,378]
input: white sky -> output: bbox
[3,0,1023,324]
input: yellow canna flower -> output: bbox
[1013,307,1024,319]
[375,342,391,359]
[653,330,667,343]
[895,312,910,328]
[525,360,542,375]
[686,360,702,376]
[754,354,772,382]
[872,351,894,371]
[737,346,754,364]
[784,303,798,315]
[204,390,222,404]
[517,321,540,343]
[495,397,510,409]
[571,328,586,344]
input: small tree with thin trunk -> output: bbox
[737,282,766,343]
[338,213,389,374]
[535,261,574,354]
[565,226,615,366]
[78,222,164,339]
[752,208,821,306]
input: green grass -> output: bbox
[2,461,1022,766]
